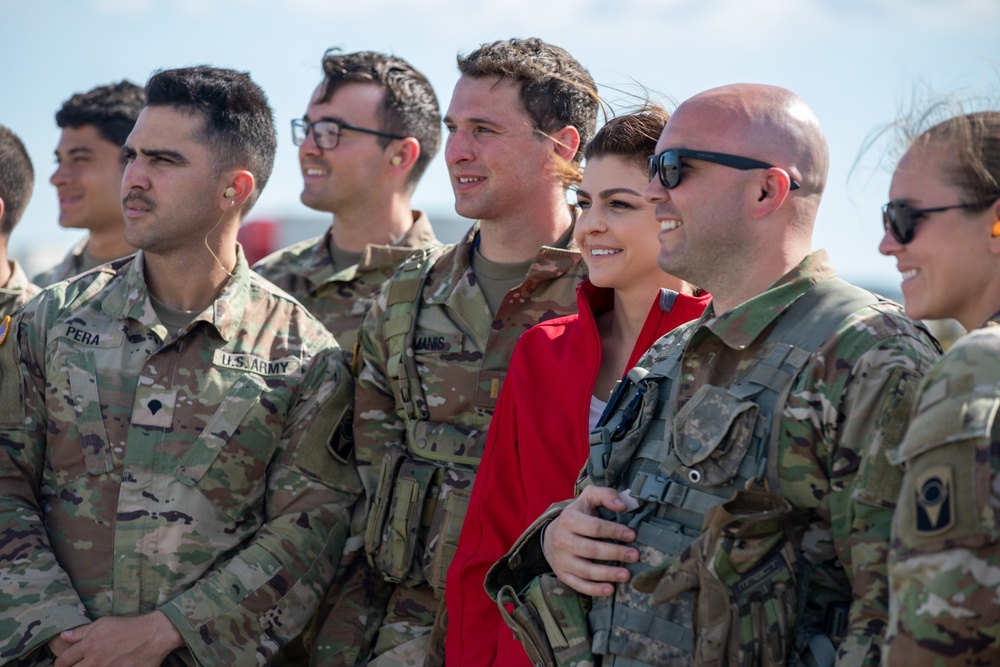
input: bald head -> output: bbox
[673,84,828,197]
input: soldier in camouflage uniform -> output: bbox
[0,123,40,320]
[877,110,1000,665]
[253,49,442,667]
[0,66,360,666]
[33,81,144,287]
[491,84,941,667]
[254,49,442,363]
[351,37,599,665]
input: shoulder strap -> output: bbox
[382,246,447,423]
[757,278,880,489]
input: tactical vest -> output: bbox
[363,246,488,592]
[585,279,879,667]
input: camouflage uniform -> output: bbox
[253,211,438,365]
[254,213,438,666]
[0,260,40,320]
[496,251,941,667]
[0,249,361,666]
[346,221,586,664]
[884,313,1000,666]
[32,236,92,287]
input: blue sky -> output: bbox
[2,0,997,290]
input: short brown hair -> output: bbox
[458,37,599,186]
[0,124,34,236]
[319,49,441,188]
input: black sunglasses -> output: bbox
[881,200,982,244]
[291,118,405,150]
[648,148,801,190]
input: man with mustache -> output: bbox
[0,65,360,666]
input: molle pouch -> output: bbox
[670,384,760,486]
[364,448,441,584]
[589,369,662,488]
[633,489,798,667]
[407,418,487,468]
[421,467,476,591]
[889,384,1000,553]
[495,573,595,667]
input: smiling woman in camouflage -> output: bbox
[878,108,1000,666]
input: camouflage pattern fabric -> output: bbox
[339,221,585,664]
[632,488,799,667]
[32,236,99,288]
[253,211,438,366]
[500,251,941,667]
[884,314,1000,666]
[0,260,40,320]
[32,236,135,289]
[254,212,438,666]
[0,248,361,666]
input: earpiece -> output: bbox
[223,186,236,198]
[992,220,1000,238]
[390,156,402,166]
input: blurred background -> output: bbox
[2,0,996,332]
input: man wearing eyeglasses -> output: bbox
[252,49,441,667]
[489,84,941,667]
[350,37,596,666]
[254,49,441,364]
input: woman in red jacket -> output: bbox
[445,107,711,666]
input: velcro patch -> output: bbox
[132,387,178,428]
[413,332,463,354]
[57,323,124,348]
[213,350,300,376]
[914,465,955,536]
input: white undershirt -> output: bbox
[589,394,609,431]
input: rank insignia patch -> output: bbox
[914,465,955,536]
[0,316,9,347]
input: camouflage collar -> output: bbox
[425,221,583,305]
[282,210,438,292]
[0,260,40,313]
[694,250,837,351]
[103,247,251,342]
[0,260,34,296]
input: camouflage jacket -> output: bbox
[252,211,438,364]
[500,251,941,667]
[346,221,585,659]
[0,260,40,320]
[884,312,1000,666]
[33,235,132,288]
[0,249,361,666]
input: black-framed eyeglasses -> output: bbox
[291,118,405,150]
[648,148,801,191]
[881,200,983,244]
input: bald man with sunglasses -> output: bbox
[489,84,941,667]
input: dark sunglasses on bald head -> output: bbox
[648,148,801,191]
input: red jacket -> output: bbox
[445,280,710,666]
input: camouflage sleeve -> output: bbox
[159,346,362,665]
[884,328,1000,666]
[485,500,571,596]
[352,286,405,503]
[782,310,939,667]
[0,304,92,660]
